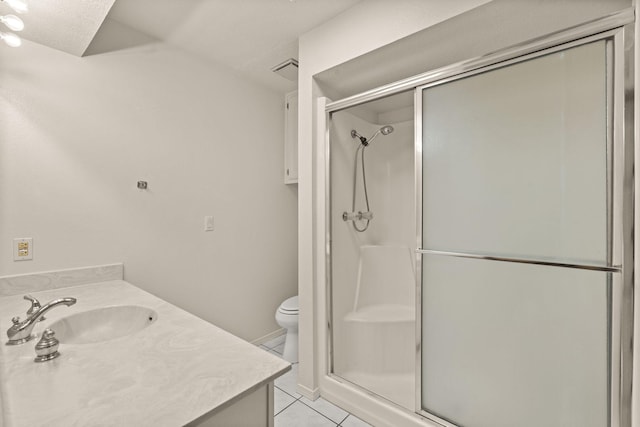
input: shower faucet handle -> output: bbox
[343,211,357,221]
[359,211,373,220]
[342,211,373,222]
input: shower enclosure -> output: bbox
[329,91,416,409]
[322,10,634,427]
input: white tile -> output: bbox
[263,334,286,349]
[272,342,285,355]
[275,401,337,427]
[340,414,373,427]
[300,396,349,424]
[274,363,300,398]
[274,387,297,415]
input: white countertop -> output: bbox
[0,280,290,427]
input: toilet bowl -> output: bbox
[275,296,299,363]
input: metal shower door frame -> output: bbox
[413,16,634,427]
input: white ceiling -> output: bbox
[11,0,361,93]
[1,0,116,56]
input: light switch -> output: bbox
[13,238,33,261]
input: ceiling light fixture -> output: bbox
[0,14,23,31]
[0,31,21,47]
[0,0,27,47]
[2,0,27,14]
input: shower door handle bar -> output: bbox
[416,249,621,273]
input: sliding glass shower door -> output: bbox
[418,38,628,427]
[324,15,633,427]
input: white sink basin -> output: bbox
[48,305,158,344]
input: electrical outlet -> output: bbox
[13,238,33,261]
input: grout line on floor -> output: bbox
[274,398,298,416]
[260,335,286,350]
[298,399,346,426]
[335,413,350,425]
[275,384,302,400]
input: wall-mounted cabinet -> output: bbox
[284,90,298,184]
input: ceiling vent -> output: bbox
[272,58,298,81]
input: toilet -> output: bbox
[275,296,299,363]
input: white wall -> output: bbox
[295,0,492,399]
[0,40,298,341]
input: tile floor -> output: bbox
[259,335,373,427]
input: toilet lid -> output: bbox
[279,296,299,314]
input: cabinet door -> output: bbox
[284,91,298,184]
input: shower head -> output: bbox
[351,125,394,146]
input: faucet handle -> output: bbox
[23,295,45,321]
[12,316,20,325]
[34,328,60,363]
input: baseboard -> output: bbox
[297,383,320,401]
[251,328,286,346]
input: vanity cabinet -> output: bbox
[0,273,289,427]
[188,383,274,427]
[284,90,298,184]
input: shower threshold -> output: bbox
[339,370,414,411]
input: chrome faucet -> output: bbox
[24,295,45,321]
[6,297,77,345]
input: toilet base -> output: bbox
[282,330,298,363]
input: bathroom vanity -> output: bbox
[0,265,290,427]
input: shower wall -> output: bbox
[329,105,415,408]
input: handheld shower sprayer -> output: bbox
[379,125,394,135]
[344,124,395,232]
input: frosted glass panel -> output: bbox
[421,255,608,427]
[422,41,607,263]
